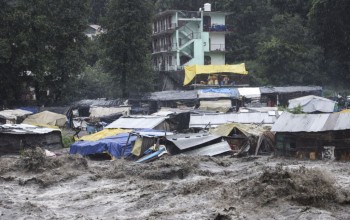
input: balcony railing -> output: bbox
[153,65,180,71]
[153,43,177,53]
[178,11,201,19]
[153,23,177,34]
[203,24,234,32]
[209,44,226,52]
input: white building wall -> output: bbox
[210,14,226,25]
[208,53,225,65]
[209,33,225,51]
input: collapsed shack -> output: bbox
[0,109,33,124]
[164,133,232,156]
[272,112,350,160]
[210,123,275,156]
[70,99,130,133]
[129,90,197,114]
[152,108,191,132]
[0,124,62,155]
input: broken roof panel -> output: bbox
[0,124,60,134]
[72,99,126,107]
[182,141,232,156]
[288,95,336,113]
[106,116,167,129]
[166,133,221,150]
[260,86,322,94]
[89,106,130,118]
[190,112,280,128]
[271,112,350,132]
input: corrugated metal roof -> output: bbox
[238,87,261,98]
[190,112,280,128]
[166,133,221,150]
[0,124,59,134]
[0,109,33,120]
[143,90,198,101]
[72,99,126,107]
[271,112,350,132]
[106,116,167,129]
[288,95,336,113]
[182,141,232,156]
[260,86,322,94]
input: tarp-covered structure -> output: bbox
[22,111,67,127]
[70,133,136,159]
[288,95,336,113]
[78,128,131,141]
[0,124,62,155]
[184,63,248,85]
[106,116,170,131]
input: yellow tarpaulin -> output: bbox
[184,63,248,85]
[79,128,131,142]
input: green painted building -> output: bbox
[152,4,231,71]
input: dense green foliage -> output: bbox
[1,0,350,107]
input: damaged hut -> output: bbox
[210,123,275,156]
[272,112,350,160]
[0,124,62,155]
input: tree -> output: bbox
[101,0,154,98]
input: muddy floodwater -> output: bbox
[1,152,350,219]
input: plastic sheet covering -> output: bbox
[70,133,136,159]
[198,88,239,99]
[22,111,67,127]
[78,128,131,141]
[184,63,248,85]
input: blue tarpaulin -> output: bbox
[70,133,136,158]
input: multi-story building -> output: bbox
[152,3,232,72]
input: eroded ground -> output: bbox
[1,151,350,219]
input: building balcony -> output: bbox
[208,44,227,52]
[152,44,177,54]
[153,23,178,35]
[153,65,181,72]
[203,24,233,32]
[178,11,202,20]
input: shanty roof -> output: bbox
[271,112,350,132]
[89,106,130,118]
[0,109,32,120]
[0,124,60,134]
[190,112,280,128]
[143,90,198,101]
[260,86,322,94]
[152,107,192,116]
[237,87,261,99]
[72,99,126,107]
[166,133,221,150]
[197,88,239,99]
[210,123,269,137]
[288,95,336,113]
[106,116,167,129]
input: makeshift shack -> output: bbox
[0,109,33,124]
[130,90,198,114]
[260,86,322,107]
[197,88,240,112]
[152,108,191,132]
[22,111,67,127]
[70,133,136,159]
[288,95,336,113]
[272,112,350,160]
[210,123,275,156]
[0,124,62,155]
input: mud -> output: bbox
[0,154,350,219]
